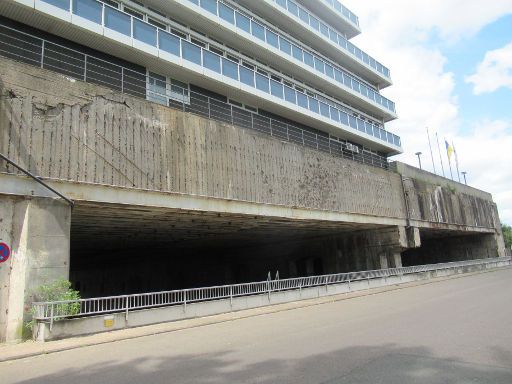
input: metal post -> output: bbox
[121,68,124,93]
[49,304,54,331]
[229,285,233,309]
[125,296,129,322]
[84,54,87,82]
[40,40,45,68]
[348,277,351,292]
[183,290,187,313]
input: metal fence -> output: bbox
[0,22,391,170]
[32,257,511,328]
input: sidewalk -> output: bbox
[0,267,508,363]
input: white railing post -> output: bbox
[125,296,129,322]
[49,304,54,331]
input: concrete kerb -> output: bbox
[0,265,509,363]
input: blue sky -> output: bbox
[343,0,512,225]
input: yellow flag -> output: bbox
[445,140,453,161]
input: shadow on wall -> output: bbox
[7,343,512,384]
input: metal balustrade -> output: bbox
[0,22,393,170]
[32,257,511,328]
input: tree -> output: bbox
[502,224,512,249]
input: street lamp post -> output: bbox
[415,152,423,170]
[462,171,468,185]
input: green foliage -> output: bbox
[502,224,512,249]
[24,279,81,334]
[446,184,456,194]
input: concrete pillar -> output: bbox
[0,196,71,343]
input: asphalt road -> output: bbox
[2,269,512,383]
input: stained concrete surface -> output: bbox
[1,268,511,383]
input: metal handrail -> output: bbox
[32,257,511,326]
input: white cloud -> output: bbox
[465,42,512,94]
[341,0,512,224]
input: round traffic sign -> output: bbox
[0,242,11,263]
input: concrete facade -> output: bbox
[0,196,70,342]
[0,57,507,342]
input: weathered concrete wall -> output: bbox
[395,162,499,229]
[0,196,70,343]
[0,57,405,220]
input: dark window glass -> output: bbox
[251,21,265,41]
[204,50,221,73]
[43,0,69,11]
[297,92,308,108]
[235,12,250,33]
[219,3,235,24]
[159,31,180,55]
[222,58,239,80]
[339,112,348,125]
[182,40,202,64]
[270,80,284,98]
[334,69,343,83]
[240,66,255,86]
[255,73,269,93]
[348,115,357,128]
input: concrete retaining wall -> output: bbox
[36,260,511,341]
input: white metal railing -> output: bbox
[32,257,511,329]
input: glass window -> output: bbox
[287,1,299,16]
[299,8,309,24]
[270,80,284,99]
[200,0,217,15]
[219,3,234,24]
[159,31,180,55]
[204,50,221,73]
[324,64,334,78]
[290,46,302,62]
[277,0,287,8]
[348,115,357,129]
[279,38,292,55]
[266,30,279,48]
[255,73,269,93]
[284,86,296,103]
[338,37,347,50]
[104,7,131,36]
[329,30,338,44]
[148,72,167,105]
[339,111,348,125]
[43,0,69,11]
[308,97,319,113]
[320,23,329,37]
[251,21,265,41]
[297,92,308,108]
[314,57,325,74]
[320,102,330,118]
[357,119,365,132]
[240,66,255,87]
[330,106,339,122]
[182,40,202,65]
[222,58,239,80]
[309,15,319,31]
[334,69,343,83]
[235,12,250,33]
[365,122,373,136]
[343,74,351,88]
[304,52,314,68]
[73,0,102,24]
[133,19,157,46]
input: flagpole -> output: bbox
[426,127,436,174]
[445,137,454,180]
[435,132,445,177]
[453,140,461,182]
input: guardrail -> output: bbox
[32,257,511,329]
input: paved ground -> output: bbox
[1,268,511,383]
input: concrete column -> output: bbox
[0,196,71,343]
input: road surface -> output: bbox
[2,268,512,383]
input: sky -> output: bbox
[341,0,512,225]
